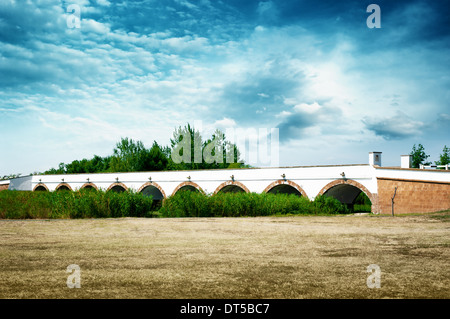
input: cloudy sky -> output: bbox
[1,0,449,175]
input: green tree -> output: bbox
[38,125,247,176]
[169,124,244,170]
[109,138,151,172]
[435,145,450,167]
[147,141,169,171]
[1,173,22,180]
[202,129,243,169]
[169,123,203,170]
[410,144,431,168]
[90,155,112,172]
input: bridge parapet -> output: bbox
[7,164,449,214]
[9,164,377,198]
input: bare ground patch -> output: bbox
[0,213,449,299]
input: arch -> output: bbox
[55,183,73,191]
[138,182,166,200]
[33,184,49,192]
[107,182,128,193]
[317,179,374,207]
[263,180,307,197]
[171,181,204,196]
[214,181,250,194]
[80,183,98,191]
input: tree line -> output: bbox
[43,140,448,174]
[410,144,450,168]
[1,134,448,180]
[42,123,248,175]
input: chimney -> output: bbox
[369,152,382,167]
[401,155,412,168]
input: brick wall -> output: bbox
[377,178,450,214]
[0,183,9,191]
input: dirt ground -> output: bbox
[0,212,449,299]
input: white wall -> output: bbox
[9,165,379,200]
[375,167,450,182]
[9,165,449,201]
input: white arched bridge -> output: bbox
[6,152,450,214]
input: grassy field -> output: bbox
[0,212,449,299]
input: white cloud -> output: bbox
[276,110,292,118]
[82,19,110,34]
[161,35,210,53]
[174,0,198,10]
[1,0,449,174]
[96,0,111,6]
[293,102,321,114]
[362,111,426,140]
[213,117,237,129]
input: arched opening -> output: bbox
[218,185,246,193]
[138,183,166,210]
[56,184,72,191]
[33,185,48,192]
[177,185,199,193]
[214,181,250,194]
[171,182,204,196]
[318,180,373,212]
[268,184,302,196]
[80,183,98,191]
[264,180,306,197]
[353,192,372,213]
[108,183,127,193]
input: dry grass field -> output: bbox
[0,212,449,299]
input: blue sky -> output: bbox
[1,0,449,175]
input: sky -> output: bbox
[0,0,449,176]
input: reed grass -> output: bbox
[0,189,154,219]
[158,191,350,217]
[0,189,352,219]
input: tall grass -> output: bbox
[0,189,154,219]
[353,191,372,212]
[0,189,352,219]
[159,191,350,217]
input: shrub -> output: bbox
[0,189,353,219]
[0,189,154,219]
[159,192,351,218]
[312,195,350,215]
